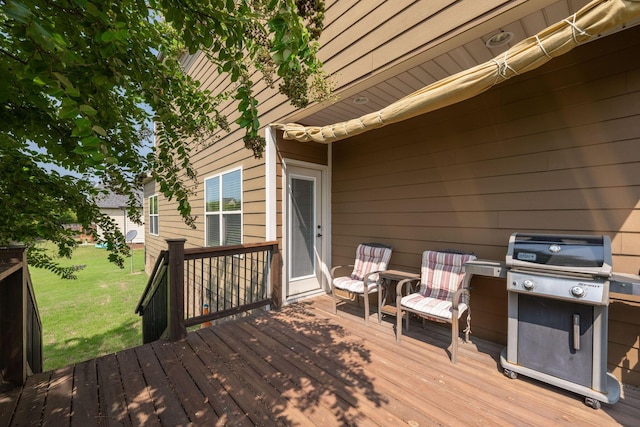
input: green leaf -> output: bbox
[0,0,328,276]
[91,151,105,161]
[59,105,79,119]
[65,86,81,97]
[53,72,74,89]
[72,126,93,137]
[236,116,251,128]
[79,104,97,116]
[81,135,101,148]
[72,118,92,137]
[92,125,107,136]
[101,29,129,42]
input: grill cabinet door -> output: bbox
[517,294,594,388]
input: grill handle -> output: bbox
[572,314,580,351]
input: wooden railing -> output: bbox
[136,239,281,344]
[135,250,169,344]
[0,246,43,387]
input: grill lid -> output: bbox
[505,233,612,277]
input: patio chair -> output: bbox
[395,250,477,363]
[331,243,393,324]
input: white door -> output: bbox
[286,165,325,299]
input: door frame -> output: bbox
[282,158,330,303]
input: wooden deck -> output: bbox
[1,295,639,426]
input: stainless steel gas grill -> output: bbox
[500,233,621,409]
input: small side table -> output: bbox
[378,269,420,322]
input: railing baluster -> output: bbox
[138,241,280,336]
[260,251,264,300]
[235,254,239,307]
[200,257,204,317]
[215,256,220,312]
[190,258,195,318]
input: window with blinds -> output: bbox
[205,168,242,246]
[149,195,159,235]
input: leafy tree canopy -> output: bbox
[0,0,328,277]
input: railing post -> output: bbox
[270,243,282,309]
[166,239,187,341]
[0,246,28,386]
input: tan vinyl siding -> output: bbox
[145,0,539,266]
[142,1,640,387]
[331,26,640,384]
[277,137,328,166]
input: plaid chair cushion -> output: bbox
[400,294,468,321]
[333,276,379,294]
[420,251,476,304]
[350,244,392,281]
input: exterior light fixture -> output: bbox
[352,96,369,105]
[486,31,514,48]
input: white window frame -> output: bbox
[204,167,243,247]
[148,194,159,236]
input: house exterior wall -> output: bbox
[96,208,145,244]
[142,2,640,386]
[143,0,544,264]
[331,26,640,386]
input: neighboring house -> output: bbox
[145,1,640,386]
[96,190,145,245]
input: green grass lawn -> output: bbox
[30,244,149,371]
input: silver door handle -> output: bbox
[573,314,580,351]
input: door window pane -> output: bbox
[290,177,314,278]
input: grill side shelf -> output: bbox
[464,259,507,278]
[610,273,640,303]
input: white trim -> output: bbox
[326,142,333,283]
[203,166,243,246]
[282,159,330,304]
[148,194,159,236]
[265,126,277,241]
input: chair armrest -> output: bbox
[362,270,385,296]
[395,278,420,303]
[330,264,354,279]
[452,288,470,310]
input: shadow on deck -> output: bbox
[1,295,639,426]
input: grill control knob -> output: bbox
[522,280,534,291]
[571,286,585,298]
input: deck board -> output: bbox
[209,324,326,426]
[115,349,161,427]
[135,343,191,426]
[43,365,74,426]
[180,332,253,426]
[1,295,639,426]
[71,359,99,427]
[96,353,128,426]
